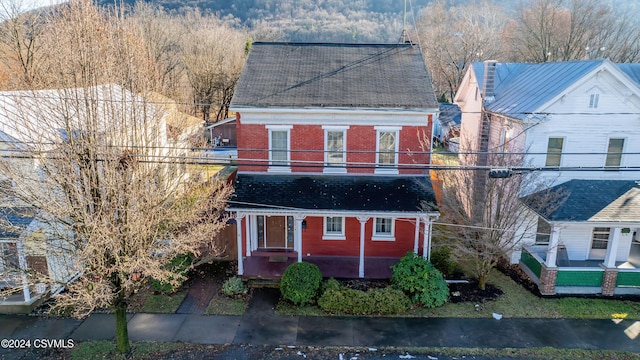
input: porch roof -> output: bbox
[0,207,34,240]
[228,174,437,214]
[521,179,640,222]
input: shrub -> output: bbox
[222,276,248,297]
[320,278,342,295]
[151,253,193,294]
[391,251,449,308]
[280,262,322,305]
[318,287,411,315]
[430,247,457,277]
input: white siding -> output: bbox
[557,224,592,260]
[524,69,640,186]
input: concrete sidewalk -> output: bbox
[2,313,639,352]
[1,289,639,358]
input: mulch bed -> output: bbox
[448,279,503,303]
[497,258,542,297]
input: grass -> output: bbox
[129,289,187,314]
[66,343,640,360]
[70,341,201,360]
[553,297,640,319]
[205,294,248,315]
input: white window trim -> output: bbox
[323,126,349,174]
[375,126,401,175]
[266,125,292,173]
[372,217,395,241]
[323,216,346,240]
[589,93,600,109]
[604,137,625,169]
[545,136,565,167]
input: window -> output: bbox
[323,217,345,240]
[591,227,610,250]
[323,126,348,173]
[535,218,551,245]
[605,138,624,168]
[589,93,599,109]
[373,217,395,241]
[375,127,401,174]
[267,126,292,172]
[545,137,564,167]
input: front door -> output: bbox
[266,216,286,248]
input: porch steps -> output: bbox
[247,278,281,289]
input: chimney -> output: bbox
[483,60,497,104]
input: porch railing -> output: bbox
[520,248,542,278]
[617,270,640,287]
[556,268,604,287]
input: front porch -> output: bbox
[242,251,399,279]
[520,246,640,296]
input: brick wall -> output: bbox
[301,216,421,257]
[539,265,558,296]
[236,118,431,174]
[601,268,619,296]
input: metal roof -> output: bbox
[230,42,439,111]
[473,60,640,120]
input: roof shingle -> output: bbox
[231,42,438,110]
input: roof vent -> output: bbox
[483,60,498,104]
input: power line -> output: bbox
[2,92,640,116]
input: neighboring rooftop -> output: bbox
[521,179,640,222]
[438,103,461,126]
[230,174,438,213]
[230,42,438,111]
[472,60,640,120]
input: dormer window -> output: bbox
[589,93,599,109]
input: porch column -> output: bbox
[604,227,622,268]
[413,217,420,254]
[249,215,258,252]
[294,214,306,263]
[17,240,30,302]
[245,215,251,257]
[422,216,432,261]
[545,226,560,268]
[236,213,245,275]
[357,216,370,278]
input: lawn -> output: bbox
[205,294,248,315]
[60,342,640,360]
[128,287,187,314]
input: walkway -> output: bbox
[1,289,640,359]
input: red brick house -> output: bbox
[227,42,440,279]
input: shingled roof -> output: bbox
[230,42,438,110]
[521,180,640,222]
[230,174,438,213]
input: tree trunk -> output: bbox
[114,301,130,353]
[478,273,487,291]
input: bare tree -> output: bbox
[0,1,231,353]
[0,0,47,88]
[434,149,562,290]
[416,0,509,102]
[509,0,640,63]
[180,11,248,123]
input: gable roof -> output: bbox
[472,60,640,120]
[230,42,438,111]
[229,174,438,214]
[521,179,640,222]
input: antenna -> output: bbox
[399,0,412,44]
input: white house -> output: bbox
[454,59,640,295]
[0,85,202,312]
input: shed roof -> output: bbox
[229,174,438,213]
[230,42,438,111]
